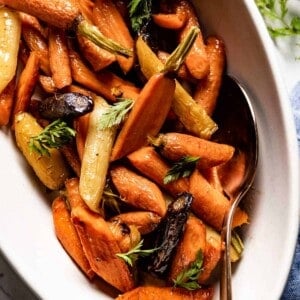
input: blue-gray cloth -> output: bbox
[281,82,300,300]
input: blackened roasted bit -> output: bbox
[146,192,193,277]
[39,93,94,120]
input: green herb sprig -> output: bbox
[128,0,152,33]
[98,98,134,130]
[116,239,158,267]
[163,156,200,184]
[29,119,76,156]
[173,250,203,290]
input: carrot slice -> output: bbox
[0,77,16,126]
[152,13,186,29]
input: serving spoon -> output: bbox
[211,75,259,300]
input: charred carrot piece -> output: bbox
[52,196,95,279]
[109,211,161,235]
[110,165,167,217]
[127,146,189,197]
[111,73,175,161]
[0,77,16,126]
[194,36,226,116]
[13,51,40,118]
[169,216,206,282]
[152,13,186,30]
[48,27,72,89]
[92,0,134,73]
[152,132,235,169]
[69,49,115,102]
[116,286,214,300]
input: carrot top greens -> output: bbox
[128,0,152,33]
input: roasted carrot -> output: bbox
[169,216,206,282]
[73,113,90,161]
[116,286,214,300]
[152,133,235,169]
[52,196,95,280]
[152,13,186,29]
[194,36,226,116]
[110,165,167,217]
[109,211,161,235]
[201,167,224,193]
[38,75,57,93]
[13,51,40,119]
[174,0,209,79]
[61,143,81,177]
[69,49,115,102]
[18,12,48,38]
[111,73,175,161]
[65,84,94,97]
[127,146,189,197]
[92,0,134,73]
[48,27,72,89]
[78,0,95,21]
[0,77,16,126]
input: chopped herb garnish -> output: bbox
[173,250,203,290]
[128,0,152,33]
[163,156,200,184]
[29,119,76,156]
[98,98,134,130]
[116,239,159,267]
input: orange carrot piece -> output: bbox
[18,12,48,38]
[78,0,95,21]
[38,75,57,93]
[116,286,214,300]
[201,167,224,193]
[0,77,16,126]
[13,51,40,118]
[153,132,235,169]
[69,49,115,101]
[52,196,95,280]
[169,216,206,282]
[65,177,89,210]
[65,84,94,97]
[127,146,189,197]
[111,73,175,161]
[152,13,186,29]
[73,113,90,161]
[110,165,166,217]
[61,144,81,177]
[92,0,134,73]
[194,36,226,116]
[48,27,72,89]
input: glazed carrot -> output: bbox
[152,133,235,169]
[0,77,16,126]
[71,206,135,292]
[175,0,209,79]
[73,113,90,161]
[194,36,226,116]
[110,211,161,235]
[1,0,80,29]
[116,286,214,300]
[111,73,175,161]
[110,165,167,217]
[48,27,72,89]
[152,13,186,29]
[77,0,94,21]
[169,216,206,282]
[52,196,95,280]
[13,51,40,118]
[66,177,90,211]
[201,167,224,193]
[38,75,57,93]
[65,84,94,97]
[77,34,116,72]
[69,49,115,102]
[92,0,134,73]
[127,146,189,197]
[61,143,81,177]
[18,12,48,38]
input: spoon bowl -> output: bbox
[212,75,259,300]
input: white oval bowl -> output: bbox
[0,1,299,299]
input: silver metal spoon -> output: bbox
[211,75,259,300]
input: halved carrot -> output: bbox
[61,143,81,177]
[18,12,48,38]
[127,146,189,197]
[48,27,72,89]
[38,75,57,93]
[69,49,115,102]
[52,196,95,280]
[110,165,166,217]
[152,132,235,169]
[13,51,40,118]
[92,0,134,73]
[111,73,175,161]
[0,77,16,126]
[116,286,214,300]
[152,13,186,29]
[194,36,226,116]
[73,113,90,161]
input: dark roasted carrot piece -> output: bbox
[48,27,72,89]
[111,73,175,161]
[194,36,226,116]
[92,0,134,73]
[52,196,95,280]
[127,147,189,197]
[0,77,16,126]
[13,51,40,118]
[73,113,90,161]
[110,165,166,217]
[61,144,81,177]
[152,13,186,29]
